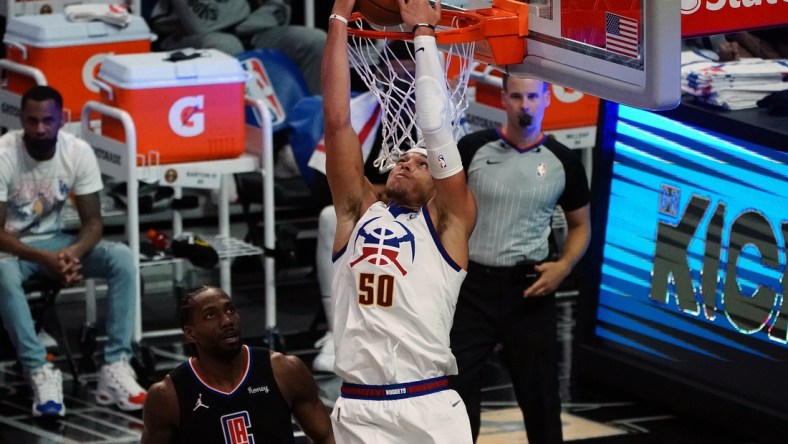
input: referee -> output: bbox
[449,74,592,444]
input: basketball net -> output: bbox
[346,15,477,172]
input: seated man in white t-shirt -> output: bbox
[0,86,147,417]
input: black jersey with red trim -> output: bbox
[170,345,295,444]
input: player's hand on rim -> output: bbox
[398,0,441,31]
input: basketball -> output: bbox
[356,0,403,27]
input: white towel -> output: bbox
[693,83,788,110]
[64,3,132,27]
[681,53,788,109]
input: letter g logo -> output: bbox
[169,96,205,137]
[82,53,108,93]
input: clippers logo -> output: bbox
[169,96,205,137]
[681,0,787,15]
[221,411,255,444]
[242,58,285,127]
[350,217,416,276]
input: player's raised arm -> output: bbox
[323,0,378,241]
[400,0,477,263]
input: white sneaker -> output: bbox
[95,358,147,411]
[29,363,65,417]
[312,332,335,373]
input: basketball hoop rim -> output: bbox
[347,10,484,45]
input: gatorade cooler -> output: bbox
[3,13,152,118]
[97,49,247,165]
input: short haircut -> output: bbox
[502,73,549,92]
[21,85,63,111]
[177,285,216,329]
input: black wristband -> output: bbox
[412,23,436,34]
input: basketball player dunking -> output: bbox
[323,0,476,442]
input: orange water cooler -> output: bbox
[3,13,152,118]
[96,49,247,165]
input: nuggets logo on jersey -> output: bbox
[221,411,255,444]
[349,216,416,276]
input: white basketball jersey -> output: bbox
[332,202,467,385]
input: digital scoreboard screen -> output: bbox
[581,102,788,439]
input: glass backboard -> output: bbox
[448,0,682,110]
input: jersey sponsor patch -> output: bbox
[247,385,270,394]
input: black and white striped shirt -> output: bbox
[460,128,589,267]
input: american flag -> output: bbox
[605,12,639,59]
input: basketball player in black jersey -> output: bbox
[141,286,334,444]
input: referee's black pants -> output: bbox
[449,261,563,444]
